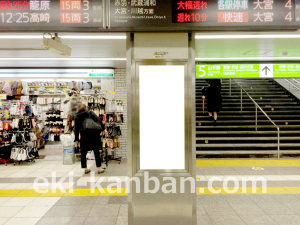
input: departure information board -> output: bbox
[1,0,300,30]
[172,0,297,25]
[111,0,300,28]
[0,0,103,27]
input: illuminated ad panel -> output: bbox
[139,65,185,170]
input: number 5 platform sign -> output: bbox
[196,64,260,78]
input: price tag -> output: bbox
[111,91,115,94]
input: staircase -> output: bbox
[196,79,300,156]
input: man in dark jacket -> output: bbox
[74,104,105,174]
[202,82,222,126]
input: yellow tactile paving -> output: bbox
[65,189,91,197]
[0,190,21,197]
[0,187,300,196]
[197,160,300,167]
[40,189,69,197]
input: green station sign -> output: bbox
[89,73,114,77]
[196,64,300,79]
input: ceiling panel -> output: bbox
[0,32,126,68]
[195,31,300,60]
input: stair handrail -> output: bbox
[287,79,300,91]
[292,78,300,86]
[233,79,280,160]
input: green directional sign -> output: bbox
[273,65,300,77]
[196,64,300,79]
[89,73,114,77]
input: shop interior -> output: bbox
[0,33,127,165]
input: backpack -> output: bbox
[82,111,103,132]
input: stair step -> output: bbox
[196,125,300,128]
[196,143,300,147]
[195,120,300,123]
[196,131,298,134]
[196,150,300,155]
[196,137,300,141]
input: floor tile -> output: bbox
[14,206,52,218]
[66,217,86,225]
[116,216,128,225]
[3,183,32,190]
[4,218,40,225]
[197,215,213,225]
[270,215,300,225]
[229,203,266,215]
[239,214,279,225]
[118,205,128,217]
[108,196,127,205]
[55,197,83,206]
[80,197,97,205]
[257,203,295,215]
[2,197,36,207]
[94,196,110,205]
[209,215,246,225]
[203,203,237,216]
[27,197,59,206]
[0,184,12,189]
[0,198,10,205]
[74,205,93,217]
[36,217,71,225]
[43,206,78,217]
[84,216,117,225]
[0,206,23,217]
[89,205,120,217]
[0,218,9,225]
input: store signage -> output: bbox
[0,0,103,28]
[196,64,300,78]
[2,0,300,31]
[89,73,114,77]
[0,69,114,78]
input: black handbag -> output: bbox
[82,112,103,132]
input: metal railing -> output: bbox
[234,79,281,159]
[286,79,300,92]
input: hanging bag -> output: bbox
[82,111,103,132]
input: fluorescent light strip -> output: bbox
[0,58,126,61]
[0,35,126,39]
[196,57,300,61]
[195,34,300,39]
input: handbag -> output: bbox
[82,111,103,132]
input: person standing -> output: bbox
[74,103,105,174]
[202,81,222,126]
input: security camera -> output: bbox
[42,33,72,57]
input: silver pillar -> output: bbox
[126,33,196,225]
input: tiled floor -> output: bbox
[1,158,300,224]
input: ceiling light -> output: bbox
[0,58,126,61]
[195,34,300,39]
[0,35,126,39]
[196,57,300,61]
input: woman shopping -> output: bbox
[74,104,105,174]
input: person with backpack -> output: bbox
[74,104,105,174]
